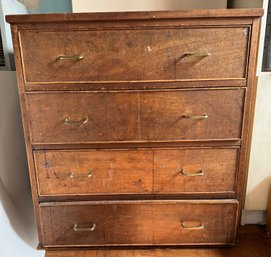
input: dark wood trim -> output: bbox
[38,193,237,203]
[24,79,247,92]
[31,139,242,150]
[237,18,260,212]
[14,18,255,31]
[6,9,263,24]
[236,17,261,224]
[39,199,238,207]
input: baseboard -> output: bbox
[241,210,267,225]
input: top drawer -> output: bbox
[19,27,249,85]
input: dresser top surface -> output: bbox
[6,8,263,24]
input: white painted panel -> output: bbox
[245,76,271,210]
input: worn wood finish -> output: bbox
[14,18,255,31]
[236,17,261,224]
[34,149,153,196]
[32,140,242,151]
[40,200,238,247]
[44,225,271,257]
[20,27,248,84]
[26,89,245,144]
[34,148,239,197]
[154,148,239,194]
[7,9,263,250]
[24,79,247,92]
[6,9,263,23]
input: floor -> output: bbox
[45,225,271,257]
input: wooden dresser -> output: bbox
[6,9,263,250]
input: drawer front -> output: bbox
[154,148,238,194]
[27,89,245,144]
[20,27,248,84]
[35,148,238,197]
[34,150,153,196]
[40,200,238,246]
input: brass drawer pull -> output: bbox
[70,169,94,179]
[182,114,208,120]
[73,223,96,232]
[58,55,84,60]
[180,169,204,177]
[181,221,204,230]
[64,116,88,125]
[184,52,211,57]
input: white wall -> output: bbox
[246,76,271,210]
[0,71,44,257]
[244,0,271,211]
[0,1,41,256]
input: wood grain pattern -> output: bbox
[23,79,247,92]
[34,149,153,196]
[40,200,238,247]
[6,9,263,249]
[34,148,239,197]
[26,89,245,144]
[236,17,261,224]
[19,27,248,84]
[5,8,263,23]
[32,140,242,151]
[44,225,271,257]
[154,148,238,194]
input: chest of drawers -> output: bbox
[6,8,263,250]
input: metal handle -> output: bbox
[184,52,211,57]
[182,114,208,120]
[70,169,94,179]
[181,221,204,230]
[179,169,204,177]
[64,116,88,125]
[73,223,96,232]
[58,55,84,60]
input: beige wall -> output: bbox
[72,0,227,12]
